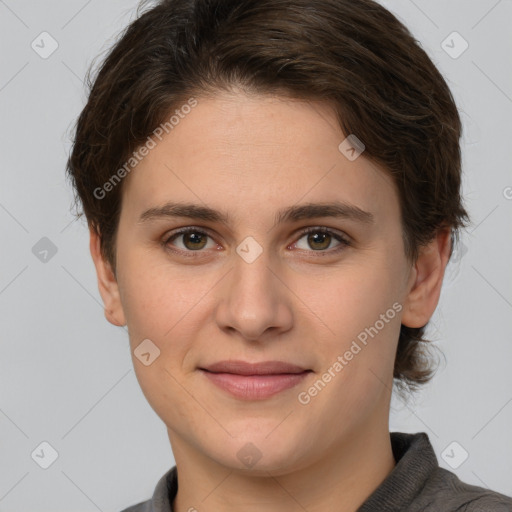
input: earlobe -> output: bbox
[89,226,127,327]
[401,228,452,328]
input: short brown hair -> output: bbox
[66,0,469,393]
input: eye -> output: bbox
[164,228,217,253]
[163,226,350,257]
[292,227,350,253]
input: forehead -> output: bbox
[120,90,398,228]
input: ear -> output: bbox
[401,227,452,328]
[89,226,126,327]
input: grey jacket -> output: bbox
[120,431,512,511]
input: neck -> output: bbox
[170,418,395,512]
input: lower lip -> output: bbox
[200,370,311,400]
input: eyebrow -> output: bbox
[138,201,374,226]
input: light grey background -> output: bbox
[0,0,511,510]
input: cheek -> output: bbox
[301,260,403,403]
[117,250,219,380]
[117,249,190,339]
[313,265,402,343]
[304,276,401,426]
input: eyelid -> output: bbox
[294,225,351,244]
[162,225,351,255]
[162,226,220,256]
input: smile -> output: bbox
[199,369,312,400]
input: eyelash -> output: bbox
[162,226,351,258]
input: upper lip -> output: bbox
[200,360,310,375]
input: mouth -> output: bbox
[199,360,312,400]
[200,360,310,375]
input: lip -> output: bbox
[199,360,312,400]
[200,360,308,375]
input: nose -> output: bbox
[214,243,294,342]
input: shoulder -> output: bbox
[382,432,512,512]
[414,466,512,512]
[118,466,177,512]
[119,499,152,512]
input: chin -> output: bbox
[204,430,305,474]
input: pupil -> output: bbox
[186,233,206,249]
[309,232,330,250]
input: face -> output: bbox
[91,89,447,475]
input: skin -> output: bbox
[90,89,451,512]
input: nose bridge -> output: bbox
[231,237,279,308]
[215,237,293,340]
